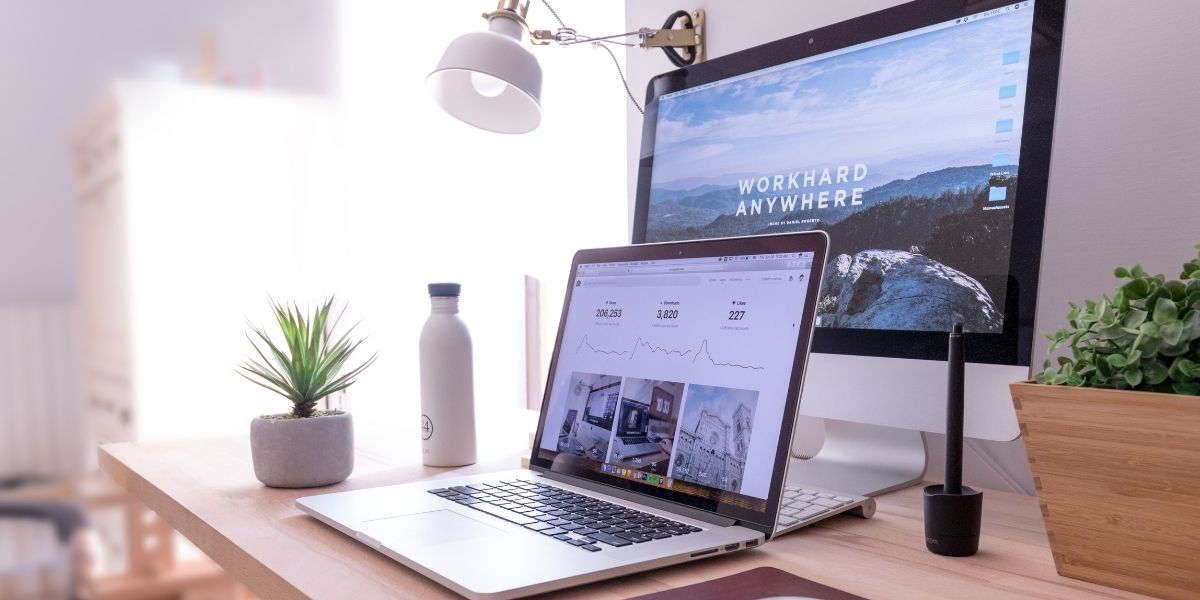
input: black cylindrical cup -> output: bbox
[923,484,983,556]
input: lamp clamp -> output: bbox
[636,10,706,63]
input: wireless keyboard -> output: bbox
[775,485,875,533]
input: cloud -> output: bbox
[674,143,735,162]
[648,11,1037,183]
[864,46,950,94]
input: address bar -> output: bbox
[580,275,702,287]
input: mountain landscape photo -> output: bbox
[641,6,1035,333]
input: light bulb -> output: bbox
[470,71,508,97]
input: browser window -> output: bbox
[536,252,815,511]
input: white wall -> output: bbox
[0,0,335,302]
[624,0,1200,494]
[0,0,336,475]
[0,0,628,465]
[336,1,628,442]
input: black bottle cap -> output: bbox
[428,283,461,297]
[923,484,983,556]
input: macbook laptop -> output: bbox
[297,232,829,599]
[611,398,660,459]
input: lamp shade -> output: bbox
[427,17,543,134]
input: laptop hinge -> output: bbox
[533,468,738,528]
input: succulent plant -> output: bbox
[239,298,377,418]
[1036,244,1200,395]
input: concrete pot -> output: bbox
[250,412,354,488]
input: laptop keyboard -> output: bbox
[428,479,702,552]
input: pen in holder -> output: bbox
[923,323,982,556]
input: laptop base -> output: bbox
[298,469,763,600]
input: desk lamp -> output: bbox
[427,0,706,133]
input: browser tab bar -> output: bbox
[578,252,812,278]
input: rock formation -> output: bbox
[817,250,1002,332]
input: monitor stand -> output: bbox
[785,417,927,498]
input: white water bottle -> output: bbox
[419,283,477,466]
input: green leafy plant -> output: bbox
[239,298,377,418]
[1036,244,1200,395]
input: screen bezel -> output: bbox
[528,232,829,535]
[630,0,1066,367]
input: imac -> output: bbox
[631,0,1066,495]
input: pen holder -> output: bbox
[923,484,982,556]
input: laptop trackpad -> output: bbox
[360,510,504,547]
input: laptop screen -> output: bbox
[615,399,650,438]
[533,241,818,519]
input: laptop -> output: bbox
[297,232,830,599]
[611,398,660,459]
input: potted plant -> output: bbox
[1010,244,1200,600]
[239,298,377,488]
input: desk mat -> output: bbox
[626,566,866,600]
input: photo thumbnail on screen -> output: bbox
[554,372,622,463]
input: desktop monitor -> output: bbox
[582,384,617,431]
[631,0,1065,494]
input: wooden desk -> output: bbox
[99,436,1151,600]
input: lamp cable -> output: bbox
[540,0,567,29]
[596,42,643,115]
[540,0,644,115]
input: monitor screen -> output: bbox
[534,250,816,514]
[634,0,1062,365]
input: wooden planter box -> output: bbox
[1010,381,1200,599]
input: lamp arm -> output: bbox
[535,29,647,46]
[528,9,706,64]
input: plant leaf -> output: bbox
[237,369,300,401]
[1160,321,1184,346]
[1144,360,1169,385]
[1152,297,1179,325]
[1122,308,1148,329]
[1122,278,1150,300]
[1107,353,1127,369]
[1123,367,1143,388]
[1172,382,1200,395]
